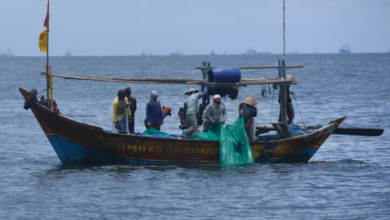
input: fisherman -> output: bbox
[178,107,187,127]
[144,91,164,131]
[202,95,227,131]
[52,100,60,114]
[144,106,171,129]
[239,97,258,141]
[113,89,131,134]
[278,86,295,125]
[124,87,137,134]
[182,84,209,138]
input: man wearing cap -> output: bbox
[202,95,227,132]
[239,97,258,141]
[113,89,132,134]
[124,87,137,133]
[145,91,164,131]
[182,84,208,138]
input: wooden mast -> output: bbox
[277,0,289,138]
[283,0,286,61]
[201,61,207,105]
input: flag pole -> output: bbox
[45,0,50,108]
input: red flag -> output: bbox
[44,1,49,29]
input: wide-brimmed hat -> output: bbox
[244,97,258,106]
[286,75,298,85]
[185,87,199,95]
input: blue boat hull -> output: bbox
[48,134,320,165]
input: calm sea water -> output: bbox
[0,54,389,219]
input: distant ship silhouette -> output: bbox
[242,47,270,55]
[339,44,351,54]
[0,50,14,57]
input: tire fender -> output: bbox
[23,89,37,110]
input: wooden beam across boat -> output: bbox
[40,72,298,86]
[195,65,304,70]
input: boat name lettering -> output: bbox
[173,147,217,155]
[106,142,162,153]
[263,148,275,153]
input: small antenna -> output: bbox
[283,0,286,60]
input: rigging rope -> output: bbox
[292,93,306,128]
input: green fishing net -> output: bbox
[189,117,254,165]
[188,123,221,141]
[142,127,169,136]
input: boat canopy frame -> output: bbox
[40,63,301,86]
[41,60,302,138]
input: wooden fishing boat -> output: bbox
[23,0,362,165]
[19,87,346,165]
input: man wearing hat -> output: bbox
[182,84,208,138]
[202,94,227,132]
[124,87,137,134]
[144,91,164,131]
[239,97,258,141]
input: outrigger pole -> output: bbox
[195,65,303,70]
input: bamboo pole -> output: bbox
[40,72,200,84]
[195,65,303,70]
[49,67,53,107]
[40,72,296,86]
[46,0,50,108]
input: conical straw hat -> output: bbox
[244,97,258,106]
[185,87,199,95]
[286,75,298,85]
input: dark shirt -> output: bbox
[239,103,257,124]
[278,86,292,104]
[145,100,164,125]
[126,96,137,117]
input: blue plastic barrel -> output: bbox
[208,66,241,83]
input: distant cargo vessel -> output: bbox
[339,45,351,54]
[65,50,71,57]
[242,48,270,55]
[0,50,14,57]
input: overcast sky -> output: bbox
[0,0,389,56]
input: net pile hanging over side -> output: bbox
[189,117,254,165]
